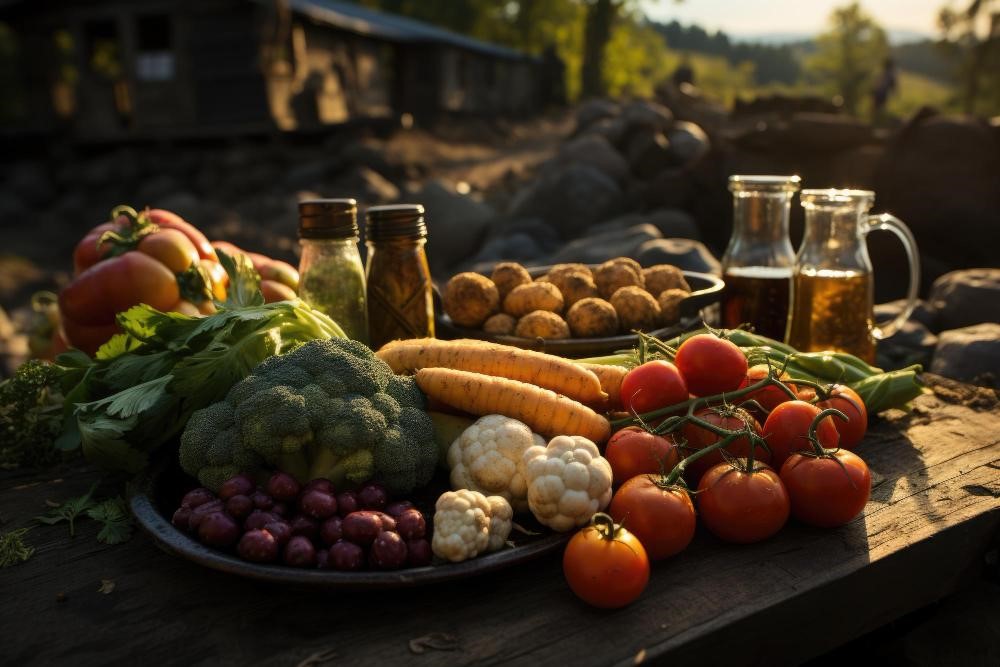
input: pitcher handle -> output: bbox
[864,213,920,340]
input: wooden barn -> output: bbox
[0,0,546,140]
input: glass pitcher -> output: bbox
[786,189,920,363]
[720,175,800,340]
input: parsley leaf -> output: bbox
[86,497,133,545]
[34,483,98,537]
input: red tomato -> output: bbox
[697,462,790,543]
[817,385,868,449]
[261,280,298,303]
[136,228,200,274]
[605,427,680,485]
[72,221,121,274]
[680,406,764,485]
[60,252,180,327]
[620,360,688,415]
[738,364,796,414]
[608,475,696,560]
[563,514,649,609]
[147,208,217,261]
[761,401,840,469]
[674,333,748,397]
[780,450,871,527]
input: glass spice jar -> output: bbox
[297,198,369,343]
[365,204,435,349]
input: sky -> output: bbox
[640,0,948,41]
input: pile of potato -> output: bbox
[441,258,691,340]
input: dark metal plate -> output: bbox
[130,457,568,589]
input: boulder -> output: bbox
[509,164,621,238]
[667,120,711,168]
[574,98,620,134]
[927,269,1000,331]
[544,223,662,265]
[579,116,629,147]
[625,129,672,179]
[876,319,938,370]
[410,180,495,271]
[622,100,674,134]
[930,323,1000,387]
[873,298,937,331]
[634,238,721,274]
[645,208,700,240]
[465,232,544,267]
[555,134,629,184]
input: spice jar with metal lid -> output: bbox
[365,204,434,349]
[297,198,369,343]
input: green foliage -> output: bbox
[0,360,65,469]
[938,0,1000,115]
[0,528,34,568]
[179,338,439,495]
[35,483,98,537]
[33,484,133,544]
[805,2,889,115]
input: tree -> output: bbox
[938,0,1000,114]
[581,0,622,98]
[806,2,888,115]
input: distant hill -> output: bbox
[730,28,932,46]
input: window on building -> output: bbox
[135,14,174,81]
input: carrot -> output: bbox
[577,363,627,409]
[378,338,606,404]
[414,368,612,444]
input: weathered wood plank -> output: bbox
[1,375,997,667]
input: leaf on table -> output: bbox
[86,497,133,545]
[0,527,34,568]
[35,483,98,537]
[408,633,459,654]
[97,578,115,594]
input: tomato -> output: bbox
[674,333,748,397]
[147,208,217,261]
[563,513,649,608]
[817,385,868,449]
[605,427,680,485]
[261,280,298,302]
[73,221,120,274]
[608,475,695,560]
[738,364,796,414]
[761,401,840,469]
[136,228,200,273]
[680,406,764,484]
[60,251,180,327]
[780,449,871,527]
[620,360,688,415]
[697,462,790,543]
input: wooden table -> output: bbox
[2,374,998,667]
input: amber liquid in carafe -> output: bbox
[786,269,875,362]
[721,266,792,340]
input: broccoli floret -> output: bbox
[178,338,438,494]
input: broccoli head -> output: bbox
[178,338,438,494]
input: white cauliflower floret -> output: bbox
[447,415,544,513]
[523,435,613,532]
[486,495,513,552]
[431,489,513,563]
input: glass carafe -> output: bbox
[786,189,920,363]
[720,175,800,340]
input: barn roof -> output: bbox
[286,0,536,61]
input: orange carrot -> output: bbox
[577,363,627,409]
[378,338,606,404]
[414,367,611,444]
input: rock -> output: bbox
[931,323,1000,387]
[545,224,662,265]
[622,100,674,134]
[876,319,938,370]
[410,180,495,271]
[645,209,700,240]
[927,269,1000,331]
[667,120,711,168]
[555,134,629,184]
[487,218,561,254]
[509,164,621,238]
[325,166,399,205]
[7,162,54,205]
[634,168,695,210]
[625,129,672,179]
[574,99,620,134]
[634,238,721,274]
[579,116,628,147]
[338,140,395,181]
[873,298,937,331]
[466,233,543,267]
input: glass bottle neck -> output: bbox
[798,205,870,271]
[722,192,796,270]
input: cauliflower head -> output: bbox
[432,490,513,563]
[447,415,544,513]
[523,435,613,532]
[179,338,438,495]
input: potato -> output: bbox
[542,263,592,283]
[549,270,599,307]
[483,313,516,336]
[594,259,644,299]
[657,288,689,326]
[644,265,690,296]
[514,310,570,339]
[566,298,619,338]
[504,281,564,317]
[610,286,661,332]
[490,262,532,301]
[443,272,499,328]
